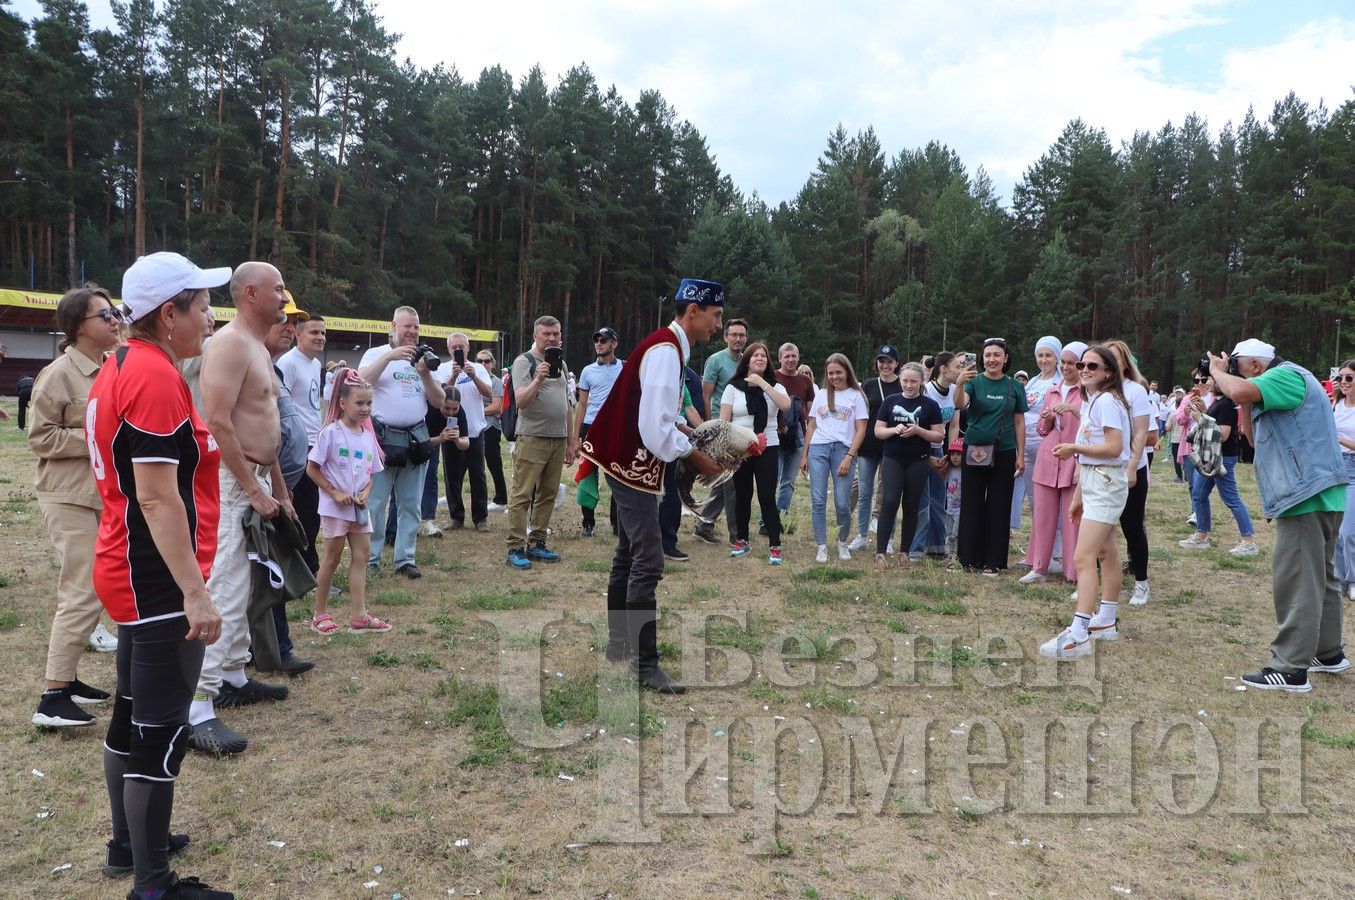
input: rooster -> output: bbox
[677,420,767,522]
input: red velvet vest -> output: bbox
[579,324,683,495]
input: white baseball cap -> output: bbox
[1231,338,1276,361]
[121,252,232,322]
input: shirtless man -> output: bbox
[187,261,295,756]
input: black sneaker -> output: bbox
[104,833,190,878]
[664,547,690,562]
[1241,667,1312,692]
[69,678,111,705]
[187,718,248,755]
[581,523,594,538]
[693,523,717,544]
[395,563,423,580]
[1309,651,1352,674]
[33,689,95,727]
[278,653,316,676]
[127,871,234,899]
[216,679,289,709]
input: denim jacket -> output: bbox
[1251,361,1345,518]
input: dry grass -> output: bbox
[3,406,1355,898]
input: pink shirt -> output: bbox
[308,421,384,521]
[1032,382,1084,489]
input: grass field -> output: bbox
[2,409,1354,898]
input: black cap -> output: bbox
[592,327,619,341]
[875,345,900,362]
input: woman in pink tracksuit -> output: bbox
[1022,341,1087,584]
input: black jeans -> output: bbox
[659,459,681,553]
[444,433,488,525]
[733,450,781,545]
[877,454,930,555]
[292,468,321,573]
[483,426,508,505]
[957,448,1017,570]
[1120,466,1150,581]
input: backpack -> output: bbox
[500,366,519,441]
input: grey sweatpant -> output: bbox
[1270,509,1345,672]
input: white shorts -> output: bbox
[1078,464,1128,525]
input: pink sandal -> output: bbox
[310,613,340,635]
[349,614,391,633]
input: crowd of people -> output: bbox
[15,251,1353,898]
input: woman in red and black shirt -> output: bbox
[88,252,232,899]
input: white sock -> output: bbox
[222,668,248,688]
[1092,600,1118,626]
[1071,614,1091,641]
[188,695,215,726]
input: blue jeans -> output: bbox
[911,457,947,558]
[808,441,854,545]
[776,446,800,512]
[1335,455,1355,585]
[1190,455,1253,536]
[368,460,428,568]
[855,455,882,538]
[1010,438,1040,529]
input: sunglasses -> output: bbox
[1075,361,1103,372]
[477,358,493,365]
[982,338,1007,348]
[85,308,126,325]
[1193,377,1209,384]
[1338,375,1355,383]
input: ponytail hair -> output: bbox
[323,367,384,462]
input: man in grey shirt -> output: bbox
[695,317,747,543]
[506,315,576,569]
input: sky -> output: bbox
[13,0,1355,206]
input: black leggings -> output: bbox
[483,426,509,506]
[1120,466,1150,581]
[876,455,929,555]
[957,448,1017,570]
[105,617,204,894]
[733,450,781,545]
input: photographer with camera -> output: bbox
[358,306,446,579]
[1208,340,1348,691]
[506,315,576,570]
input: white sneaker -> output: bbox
[1039,627,1092,659]
[1347,584,1355,602]
[1049,559,1064,575]
[1229,541,1259,558]
[868,517,878,534]
[418,520,443,537]
[848,534,870,552]
[487,501,507,513]
[1088,618,1119,641]
[1186,513,1197,526]
[838,542,852,561]
[1178,535,1211,549]
[815,545,829,564]
[1018,570,1048,585]
[86,623,118,653]
[1129,582,1150,606]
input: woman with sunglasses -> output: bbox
[1331,360,1355,600]
[30,288,126,729]
[954,338,1028,575]
[1040,345,1132,658]
[1103,340,1155,607]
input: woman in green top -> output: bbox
[954,338,1028,574]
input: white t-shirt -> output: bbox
[434,360,490,438]
[1023,371,1061,443]
[1121,379,1155,469]
[1078,392,1132,467]
[358,344,429,428]
[276,347,323,444]
[923,380,957,450]
[720,382,787,448]
[808,386,868,447]
[1147,390,1163,421]
[1334,401,1355,445]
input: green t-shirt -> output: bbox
[1252,366,1346,517]
[703,349,740,419]
[963,374,1029,452]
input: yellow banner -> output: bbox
[0,288,498,342]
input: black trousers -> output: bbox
[444,434,488,525]
[957,448,1017,570]
[17,385,31,429]
[733,450,781,545]
[659,458,680,553]
[1120,466,1150,581]
[292,468,321,573]
[877,454,929,555]
[483,426,508,505]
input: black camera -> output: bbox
[414,343,440,371]
[1198,355,1240,378]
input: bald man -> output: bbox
[187,261,295,756]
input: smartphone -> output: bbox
[545,346,563,378]
[962,352,977,368]
[454,347,466,367]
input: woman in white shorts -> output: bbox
[1040,345,1133,658]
